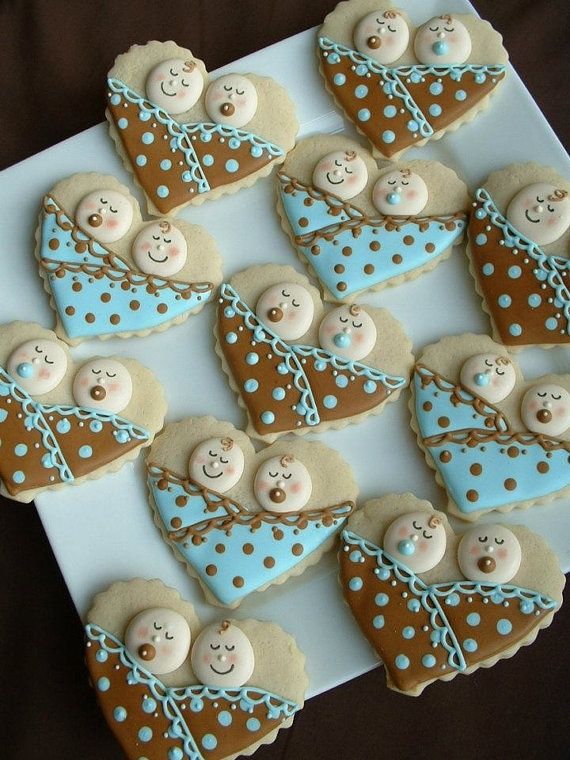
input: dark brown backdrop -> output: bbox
[0,1,568,758]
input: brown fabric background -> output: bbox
[0,1,568,758]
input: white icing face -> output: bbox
[256,283,314,341]
[188,437,245,493]
[459,353,516,404]
[383,511,447,573]
[353,10,410,64]
[521,383,570,437]
[204,74,258,128]
[458,525,522,584]
[72,358,133,414]
[146,58,204,114]
[125,607,191,676]
[414,15,472,65]
[191,621,255,688]
[506,183,570,246]
[75,190,133,244]
[318,305,377,361]
[253,455,312,513]
[7,339,68,396]
[372,168,428,216]
[132,221,188,277]
[312,150,368,201]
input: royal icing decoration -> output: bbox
[39,194,214,340]
[253,455,312,513]
[75,190,134,244]
[204,74,259,129]
[146,58,204,115]
[217,281,406,438]
[521,383,570,437]
[340,503,558,695]
[506,183,570,247]
[469,186,570,346]
[458,353,516,404]
[191,621,255,688]
[255,283,314,341]
[72,359,133,415]
[312,150,369,201]
[353,10,410,65]
[318,304,377,362]
[457,525,522,584]
[124,607,192,675]
[382,511,446,573]
[413,361,570,517]
[188,437,246,494]
[277,169,465,299]
[413,15,472,66]
[6,339,68,396]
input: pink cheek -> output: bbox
[141,242,151,252]
[235,96,247,108]
[80,377,89,387]
[398,526,409,538]
[448,34,457,44]
[555,406,568,418]
[346,175,359,186]
[321,160,334,173]
[226,466,235,475]
[154,73,165,82]
[257,480,269,492]
[325,324,337,336]
[406,190,417,199]
[194,455,206,464]
[497,548,508,560]
[290,482,302,494]
[106,219,119,229]
[84,201,97,211]
[39,368,50,380]
[168,246,179,257]
[106,382,121,394]
[524,197,534,209]
[384,37,394,47]
[160,645,172,657]
[228,654,238,665]
[202,654,211,664]
[469,544,480,556]
[287,312,298,321]
[212,90,225,102]
[528,400,539,412]
[354,334,364,344]
[547,218,558,227]
[138,626,149,639]
[417,541,428,553]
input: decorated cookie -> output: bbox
[467,163,570,348]
[410,333,570,521]
[339,494,564,696]
[147,416,357,607]
[318,2,507,159]
[0,322,166,503]
[106,41,298,216]
[276,135,468,300]
[36,173,221,343]
[85,579,307,759]
[215,264,414,442]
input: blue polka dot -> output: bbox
[182,171,193,182]
[113,706,127,722]
[110,94,121,106]
[314,361,326,372]
[475,72,486,84]
[508,265,521,279]
[475,208,487,219]
[422,654,436,668]
[455,89,467,101]
[277,363,288,375]
[160,159,172,171]
[250,145,263,158]
[407,599,420,613]
[41,453,54,469]
[272,387,286,401]
[334,73,346,86]
[142,697,157,714]
[482,263,494,276]
[244,379,259,393]
[142,132,154,145]
[200,131,212,142]
[114,429,129,444]
[261,411,275,425]
[296,404,307,416]
[467,613,481,627]
[535,269,548,282]
[382,130,396,144]
[136,154,147,167]
[90,420,103,433]
[156,185,169,198]
[323,394,337,409]
[228,137,241,150]
[358,109,371,122]
[246,352,259,365]
[97,677,110,692]
[201,734,218,750]
[138,726,152,742]
[445,593,460,607]
[246,717,261,733]
[57,419,71,434]
[430,630,442,644]
[225,332,238,344]
[509,323,522,337]
[355,64,367,75]
[14,444,27,457]
[203,154,215,167]
[492,592,504,605]
[327,52,340,64]
[95,649,108,663]
[402,626,415,640]
[383,81,393,95]
[498,294,512,308]
[12,471,25,484]
[429,103,442,117]
[79,445,93,459]
[463,638,478,653]
[355,85,368,98]
[395,654,409,670]
[407,120,419,132]
[545,317,558,331]
[335,375,349,388]
[218,710,232,727]
[168,749,184,760]
[475,233,488,246]
[520,600,534,615]
[429,82,443,96]
[383,105,397,118]
[528,294,541,308]
[117,117,128,129]
[373,615,385,629]
[363,380,377,394]
[226,159,239,173]
[224,306,235,318]
[0,409,8,423]
[139,110,151,121]
[410,71,422,83]
[375,593,389,607]
[349,577,363,591]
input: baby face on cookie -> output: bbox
[75,190,133,244]
[521,383,570,437]
[318,305,377,361]
[191,621,255,688]
[353,9,410,64]
[253,455,312,513]
[188,437,245,493]
[72,358,133,414]
[205,74,258,128]
[506,183,570,246]
[414,15,472,65]
[459,353,516,404]
[256,283,314,341]
[7,339,68,396]
[372,168,428,216]
[132,221,188,277]
[146,58,204,114]
[312,150,368,201]
[458,525,522,584]
[125,607,191,676]
[383,511,447,573]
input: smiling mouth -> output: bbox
[148,253,168,263]
[210,663,234,675]
[160,82,177,97]
[525,209,540,224]
[202,465,223,479]
[325,172,344,185]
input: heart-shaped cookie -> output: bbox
[0,321,165,502]
[36,173,222,343]
[106,41,298,216]
[85,579,307,759]
[410,333,570,521]
[467,163,570,348]
[339,494,564,696]
[146,416,357,607]
[277,135,467,300]
[215,265,414,442]
[318,3,507,159]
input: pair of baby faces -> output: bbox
[459,353,570,437]
[383,510,523,584]
[146,59,257,128]
[7,339,133,415]
[257,283,377,362]
[125,613,255,685]
[189,441,312,513]
[73,190,188,278]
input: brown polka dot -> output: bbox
[342,246,352,257]
[215,543,226,554]
[423,401,432,411]
[470,463,482,476]
[100,292,111,303]
[85,313,95,323]
[445,221,456,231]
[334,264,345,274]
[537,461,549,474]
[263,557,275,568]
[55,269,65,278]
[507,446,519,458]
[438,416,450,428]
[146,284,157,294]
[303,198,313,207]
[157,478,169,491]
[392,254,402,265]
[364,264,374,275]
[337,282,347,292]
[75,242,87,254]
[170,517,182,529]
[298,217,309,228]
[242,543,254,555]
[369,241,380,252]
[403,235,415,246]
[72,282,82,292]
[439,450,452,463]
[206,564,217,576]
[292,543,303,556]
[191,535,203,546]
[121,281,130,291]
[504,478,517,491]
[273,528,284,541]
[175,495,188,507]
[157,303,168,314]
[311,245,320,256]
[65,306,75,316]
[232,576,244,588]
[130,300,140,311]
[110,314,121,325]
[425,242,436,253]
[466,489,479,502]
[48,238,59,250]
